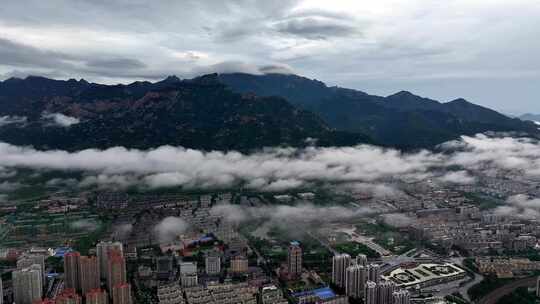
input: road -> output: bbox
[476,276,537,304]
[335,226,392,256]
[458,271,484,302]
[349,232,392,256]
[446,257,484,302]
[305,230,338,255]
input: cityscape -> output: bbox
[1,174,540,304]
[1,1,540,304]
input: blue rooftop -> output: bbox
[314,287,336,300]
[292,287,336,300]
[199,236,214,242]
[54,247,73,257]
[290,241,300,246]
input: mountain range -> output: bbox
[219,73,539,148]
[0,74,368,151]
[0,73,537,151]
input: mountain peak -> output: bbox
[25,75,50,81]
[389,90,416,98]
[3,77,23,83]
[448,98,469,104]
[384,90,441,111]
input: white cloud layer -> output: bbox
[0,140,442,191]
[154,217,189,243]
[210,202,373,225]
[70,219,100,231]
[0,115,27,127]
[41,112,80,127]
[494,195,540,220]
[2,134,540,193]
[437,170,476,185]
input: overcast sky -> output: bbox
[0,0,539,114]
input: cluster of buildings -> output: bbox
[5,183,540,304]
[137,244,263,289]
[183,281,258,304]
[3,240,131,304]
[150,256,281,304]
[154,276,289,304]
[475,257,540,278]
[332,254,410,304]
[408,205,540,255]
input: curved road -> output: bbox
[476,276,537,304]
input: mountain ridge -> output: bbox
[0,74,370,151]
[218,73,539,148]
[0,73,537,151]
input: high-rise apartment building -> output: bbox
[367,264,381,283]
[364,281,377,304]
[356,254,368,267]
[205,252,221,275]
[17,254,46,281]
[85,289,109,304]
[0,277,3,304]
[13,265,43,304]
[345,264,367,298]
[112,283,132,304]
[156,256,174,280]
[332,254,351,288]
[376,280,396,304]
[97,241,123,280]
[55,288,82,304]
[230,255,249,274]
[392,290,411,304]
[179,262,198,287]
[287,241,302,277]
[537,276,540,298]
[107,249,127,292]
[79,256,100,295]
[64,251,81,291]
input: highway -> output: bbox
[476,276,537,304]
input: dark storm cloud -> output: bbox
[259,64,295,74]
[212,21,264,43]
[85,58,147,70]
[0,37,149,79]
[274,16,358,40]
[0,38,75,69]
